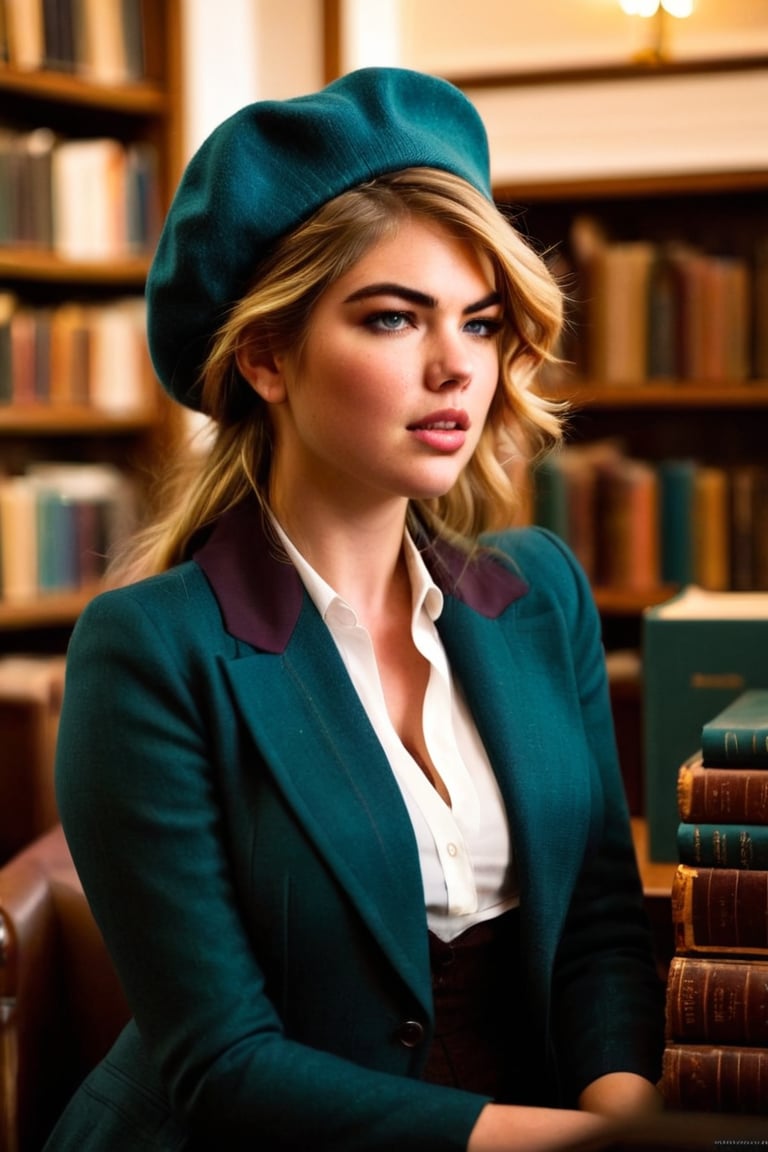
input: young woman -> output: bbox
[47,67,664,1151]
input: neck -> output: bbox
[270,490,411,619]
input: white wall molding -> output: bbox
[466,68,768,187]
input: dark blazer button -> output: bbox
[395,1020,425,1048]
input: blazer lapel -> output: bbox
[222,604,434,1016]
[195,500,433,1009]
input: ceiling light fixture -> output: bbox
[619,0,694,63]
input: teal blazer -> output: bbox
[49,500,663,1152]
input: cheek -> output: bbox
[324,348,409,413]
[474,346,500,398]
[481,351,502,406]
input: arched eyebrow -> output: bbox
[343,283,501,315]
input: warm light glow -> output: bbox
[619,0,660,15]
[662,0,694,15]
[619,0,694,15]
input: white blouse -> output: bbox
[271,520,519,942]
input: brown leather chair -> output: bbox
[0,656,66,865]
[0,824,129,1152]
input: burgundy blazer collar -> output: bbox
[193,497,529,652]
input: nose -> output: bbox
[424,328,473,392]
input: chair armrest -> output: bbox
[0,824,129,1152]
[0,826,71,1152]
[1,907,19,1152]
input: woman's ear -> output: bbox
[235,342,288,404]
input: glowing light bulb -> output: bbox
[619,0,694,14]
[619,0,660,14]
[662,0,694,15]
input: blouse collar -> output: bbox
[193,496,529,653]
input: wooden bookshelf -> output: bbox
[0,0,183,653]
[0,61,170,112]
[0,406,159,434]
[632,818,677,899]
[596,585,678,617]
[475,62,768,847]
[0,250,152,284]
[495,167,768,653]
[0,587,100,631]
[561,382,768,409]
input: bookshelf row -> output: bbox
[0,0,147,84]
[533,442,768,595]
[0,128,162,260]
[548,214,768,386]
[0,293,155,413]
[566,381,768,409]
[0,461,135,602]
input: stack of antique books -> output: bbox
[662,689,768,1115]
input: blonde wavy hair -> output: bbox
[114,168,565,583]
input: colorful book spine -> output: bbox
[677,754,768,824]
[0,293,15,403]
[0,127,160,256]
[692,465,731,593]
[4,0,147,82]
[0,476,37,602]
[594,454,659,590]
[569,217,758,382]
[701,689,768,768]
[665,955,768,1046]
[658,459,697,586]
[0,464,135,603]
[662,1044,768,1114]
[0,295,153,412]
[586,240,655,384]
[671,863,768,955]
[677,822,768,869]
[532,444,768,606]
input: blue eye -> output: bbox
[464,317,503,338]
[365,311,412,332]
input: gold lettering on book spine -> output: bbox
[690,674,745,690]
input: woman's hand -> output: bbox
[578,1072,665,1118]
[466,1074,664,1152]
[467,1103,620,1152]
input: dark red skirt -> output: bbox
[422,907,523,1102]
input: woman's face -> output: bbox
[245,216,503,515]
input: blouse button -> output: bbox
[447,842,458,857]
[394,1020,425,1048]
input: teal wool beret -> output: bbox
[145,66,492,410]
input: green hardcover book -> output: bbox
[701,689,768,768]
[643,587,768,862]
[658,459,697,586]
[677,822,768,869]
[532,455,569,542]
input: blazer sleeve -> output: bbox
[55,579,487,1152]
[522,530,665,1101]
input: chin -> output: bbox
[405,481,460,502]
[407,465,467,501]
